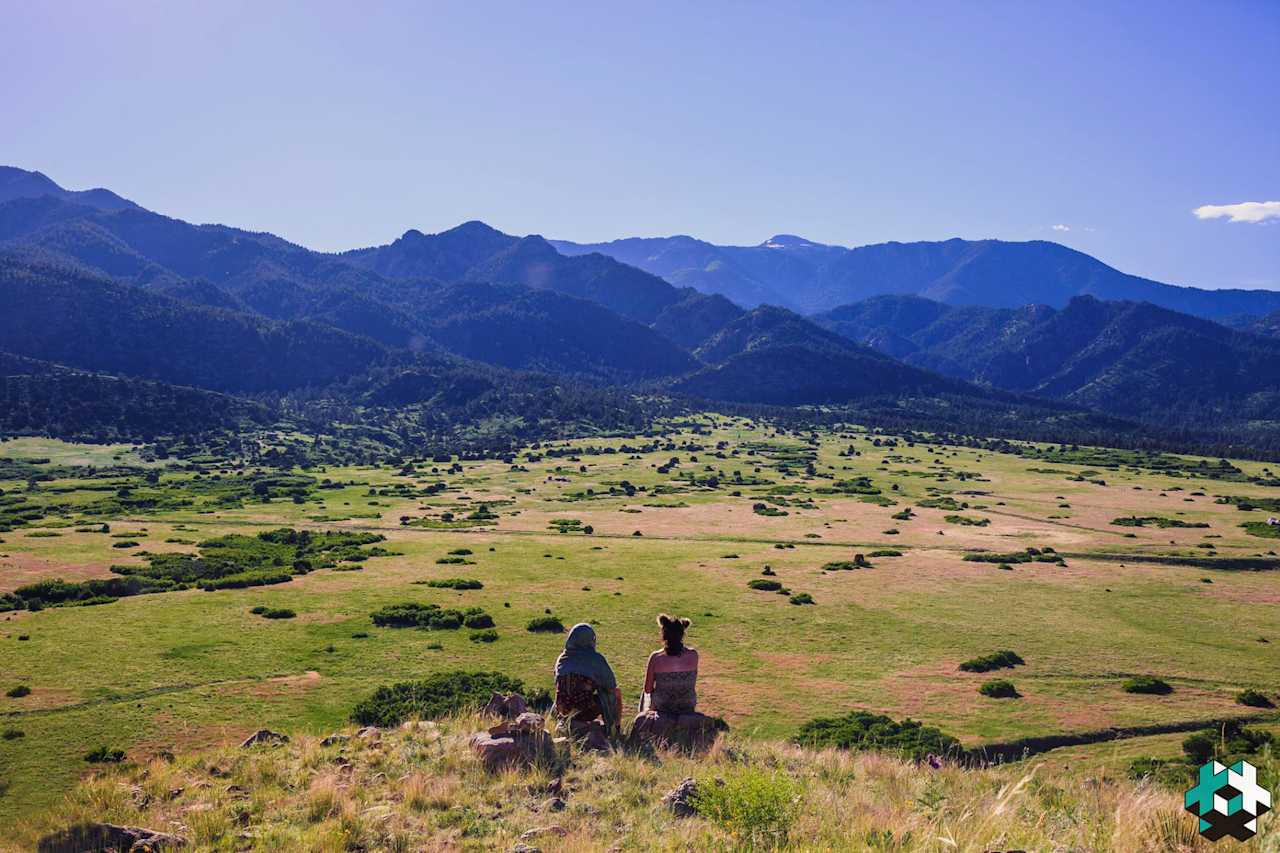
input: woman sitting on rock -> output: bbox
[627,613,721,751]
[641,614,698,715]
[554,623,622,742]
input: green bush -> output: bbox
[1123,676,1172,695]
[867,549,902,557]
[747,579,782,591]
[5,685,31,698]
[371,602,492,631]
[84,745,125,763]
[1,728,23,740]
[979,679,1019,698]
[350,670,524,726]
[463,612,494,629]
[789,592,815,605]
[526,616,565,633]
[423,578,483,590]
[794,710,960,760]
[958,650,1024,673]
[1237,688,1274,708]
[469,629,499,643]
[260,608,295,619]
[691,767,801,851]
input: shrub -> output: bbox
[447,548,473,556]
[435,556,473,565]
[789,592,815,605]
[958,650,1024,673]
[691,767,801,851]
[1123,676,1172,695]
[794,710,960,760]
[747,579,782,591]
[423,578,483,590]
[867,549,902,557]
[979,679,1019,698]
[350,670,524,726]
[526,616,565,633]
[1,728,23,740]
[5,685,30,698]
[463,612,494,629]
[260,608,295,619]
[1237,688,1274,708]
[84,745,125,763]
[469,629,499,643]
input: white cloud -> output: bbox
[1193,201,1280,224]
[1051,224,1070,232]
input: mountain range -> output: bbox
[552,234,1280,320]
[1,165,1278,452]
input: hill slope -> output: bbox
[815,294,1280,423]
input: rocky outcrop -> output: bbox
[627,711,726,753]
[470,712,555,771]
[37,823,186,852]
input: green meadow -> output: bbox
[2,418,1278,826]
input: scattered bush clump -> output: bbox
[867,549,902,558]
[469,629,499,643]
[979,679,1020,698]
[795,710,960,761]
[350,670,524,726]
[1123,675,1173,695]
[371,602,493,631]
[6,685,31,698]
[1111,516,1209,529]
[747,579,783,592]
[1,728,23,740]
[422,578,483,590]
[526,615,565,633]
[84,746,125,763]
[789,592,815,605]
[944,514,989,527]
[959,650,1025,673]
[253,607,296,619]
[1236,688,1274,708]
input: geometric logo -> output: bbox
[1185,759,1272,841]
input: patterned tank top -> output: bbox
[651,669,697,714]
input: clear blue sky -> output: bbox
[3,1,1276,289]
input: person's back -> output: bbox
[643,614,698,715]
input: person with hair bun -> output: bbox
[641,613,699,715]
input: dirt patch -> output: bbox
[0,555,118,593]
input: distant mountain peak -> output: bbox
[761,234,820,249]
[0,165,139,212]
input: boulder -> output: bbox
[662,777,699,817]
[561,717,611,753]
[626,711,726,753]
[239,729,289,748]
[484,691,529,719]
[37,823,187,852]
[470,713,555,771]
[319,733,350,747]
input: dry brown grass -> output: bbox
[12,713,1274,852]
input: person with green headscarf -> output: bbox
[554,623,622,736]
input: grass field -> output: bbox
[2,418,1278,833]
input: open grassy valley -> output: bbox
[2,419,1277,847]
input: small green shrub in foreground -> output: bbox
[979,679,1019,698]
[469,629,499,643]
[789,592,815,605]
[1123,676,1172,695]
[350,670,524,727]
[5,685,31,698]
[691,766,801,851]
